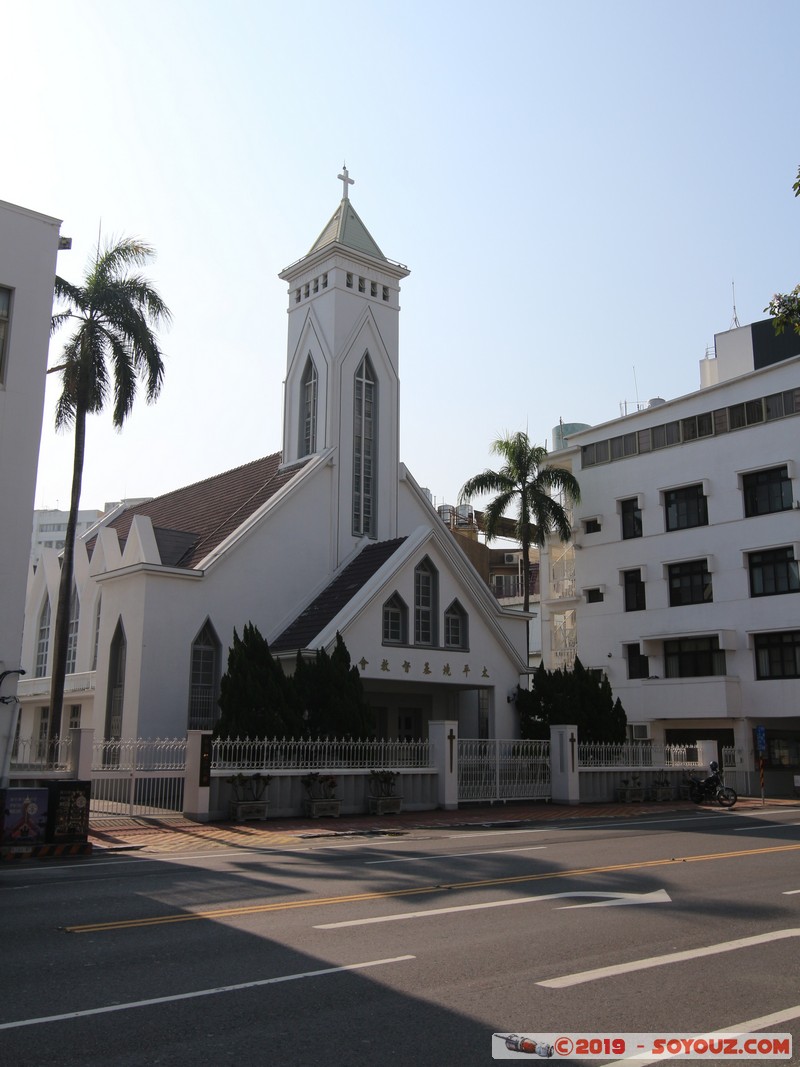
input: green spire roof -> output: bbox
[307,197,386,261]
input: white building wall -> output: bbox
[547,348,800,781]
[0,201,62,777]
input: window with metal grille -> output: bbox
[664,636,726,678]
[621,497,642,539]
[748,547,800,597]
[742,466,793,517]
[623,569,646,612]
[664,484,708,531]
[754,631,800,679]
[668,559,712,606]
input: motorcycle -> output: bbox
[687,761,737,808]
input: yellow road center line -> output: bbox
[65,841,800,933]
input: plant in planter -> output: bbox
[301,772,340,817]
[651,772,672,801]
[226,772,271,822]
[367,769,402,814]
[367,770,399,797]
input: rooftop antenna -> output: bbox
[633,365,640,408]
[730,279,740,329]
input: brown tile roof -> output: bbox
[99,452,308,570]
[271,537,407,653]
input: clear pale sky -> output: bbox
[5,0,799,514]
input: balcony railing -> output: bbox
[17,671,97,699]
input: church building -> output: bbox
[18,171,530,744]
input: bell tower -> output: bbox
[279,168,410,560]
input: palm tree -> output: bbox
[48,238,171,737]
[458,432,580,616]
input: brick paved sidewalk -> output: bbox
[88,796,800,854]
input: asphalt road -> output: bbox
[3,806,800,1066]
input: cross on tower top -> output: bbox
[338,164,354,200]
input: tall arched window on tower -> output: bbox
[353,353,377,537]
[300,356,318,456]
[188,619,221,730]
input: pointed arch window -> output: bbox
[91,595,102,671]
[189,620,221,730]
[414,557,438,646]
[383,593,408,644]
[35,597,51,678]
[444,599,468,649]
[105,620,127,741]
[66,585,80,675]
[300,356,318,457]
[353,354,376,537]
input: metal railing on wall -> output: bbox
[211,736,432,771]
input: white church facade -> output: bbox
[17,173,530,745]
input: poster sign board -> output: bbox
[1,788,49,844]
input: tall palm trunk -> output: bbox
[49,400,86,738]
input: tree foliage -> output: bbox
[765,165,800,335]
[215,623,300,738]
[214,627,373,738]
[458,432,580,615]
[515,659,626,743]
[49,238,170,734]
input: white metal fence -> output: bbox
[9,734,72,773]
[90,737,186,818]
[578,742,703,769]
[211,736,432,771]
[458,739,551,802]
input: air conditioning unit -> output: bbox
[631,723,651,741]
[504,552,517,565]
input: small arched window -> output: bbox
[382,593,408,644]
[444,599,469,649]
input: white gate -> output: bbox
[458,738,550,802]
[91,738,186,818]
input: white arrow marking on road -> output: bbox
[538,927,800,988]
[314,889,671,929]
[556,890,672,909]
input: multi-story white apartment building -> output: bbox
[541,318,800,796]
[0,200,65,782]
[30,508,104,567]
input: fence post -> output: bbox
[550,724,580,805]
[183,730,212,822]
[429,720,458,810]
[70,727,95,780]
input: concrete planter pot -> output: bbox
[230,800,269,822]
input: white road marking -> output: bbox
[538,927,800,989]
[783,889,800,895]
[365,846,547,865]
[603,1004,800,1066]
[314,889,670,929]
[0,956,416,1031]
[735,821,800,831]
